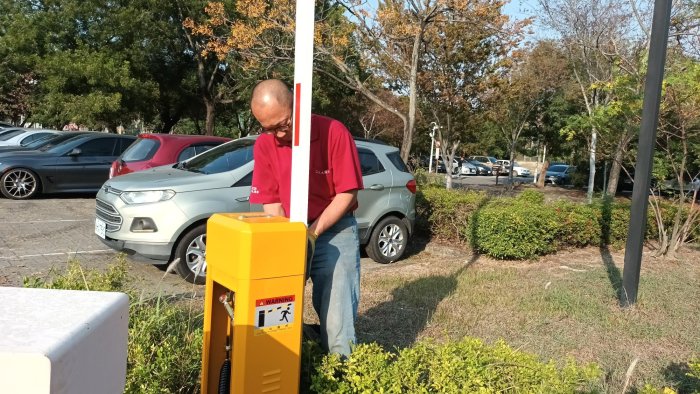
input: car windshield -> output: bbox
[35,133,87,150]
[0,129,25,141]
[44,134,93,153]
[121,138,160,162]
[488,157,498,163]
[180,138,255,175]
[469,160,482,165]
[22,134,57,148]
[549,165,568,172]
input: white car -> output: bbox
[459,160,477,175]
[510,162,531,177]
[0,129,60,147]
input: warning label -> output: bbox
[254,295,295,332]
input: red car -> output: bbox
[110,133,231,178]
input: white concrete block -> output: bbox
[0,287,129,394]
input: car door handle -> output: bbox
[236,196,250,202]
[369,184,384,191]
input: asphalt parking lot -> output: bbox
[0,195,207,294]
[0,195,390,295]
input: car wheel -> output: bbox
[174,224,207,284]
[1,168,40,199]
[452,167,459,175]
[366,216,408,264]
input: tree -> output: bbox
[538,0,633,202]
[486,41,569,185]
[418,2,528,188]
[190,0,527,161]
[649,54,700,257]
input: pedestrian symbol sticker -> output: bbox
[254,295,295,332]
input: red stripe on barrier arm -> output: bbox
[294,83,301,147]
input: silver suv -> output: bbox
[95,136,416,283]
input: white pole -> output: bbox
[289,2,316,224]
[428,133,434,173]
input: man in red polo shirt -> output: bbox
[249,79,363,356]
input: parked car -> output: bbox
[0,127,25,137]
[510,161,531,177]
[0,133,136,199]
[468,155,502,173]
[0,131,91,154]
[110,133,231,178]
[495,160,512,175]
[459,160,477,175]
[95,137,416,284]
[0,129,61,147]
[543,164,574,185]
[467,160,492,175]
[436,157,460,174]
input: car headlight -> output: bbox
[120,190,176,204]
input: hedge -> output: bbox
[416,186,488,244]
[417,188,698,260]
[311,339,601,393]
[472,199,559,259]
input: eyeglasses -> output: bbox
[259,118,292,134]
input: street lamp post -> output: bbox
[428,122,438,173]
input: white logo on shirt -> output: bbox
[251,186,259,194]
[314,169,330,175]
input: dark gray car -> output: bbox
[95,136,416,284]
[0,133,135,199]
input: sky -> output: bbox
[502,0,556,40]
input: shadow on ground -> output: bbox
[356,254,477,349]
[662,362,700,394]
[600,246,623,301]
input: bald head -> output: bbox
[251,79,293,113]
[251,79,294,141]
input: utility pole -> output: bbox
[622,0,672,307]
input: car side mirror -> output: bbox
[68,148,82,157]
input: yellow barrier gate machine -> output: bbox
[201,213,307,394]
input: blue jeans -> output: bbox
[307,215,361,356]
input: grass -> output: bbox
[338,243,700,393]
[20,242,699,392]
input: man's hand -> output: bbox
[307,228,318,263]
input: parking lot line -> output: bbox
[2,219,92,224]
[0,249,114,260]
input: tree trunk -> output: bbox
[587,126,597,203]
[508,140,516,185]
[535,144,547,185]
[607,145,624,196]
[400,22,425,162]
[537,160,549,188]
[204,98,215,136]
[160,113,181,134]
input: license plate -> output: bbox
[95,218,107,239]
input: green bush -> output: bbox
[310,338,601,393]
[413,167,445,188]
[516,189,545,205]
[690,359,700,380]
[473,199,560,259]
[24,258,203,394]
[417,187,489,244]
[553,201,602,247]
[597,199,658,247]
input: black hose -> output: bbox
[218,359,231,394]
